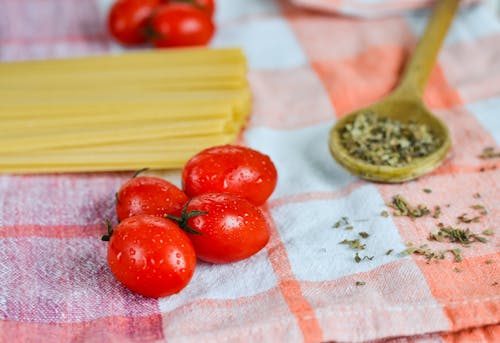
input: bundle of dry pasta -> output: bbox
[0,48,251,173]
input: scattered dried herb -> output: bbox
[385,249,394,255]
[473,192,481,199]
[345,225,354,231]
[479,147,500,159]
[429,226,488,245]
[359,232,370,239]
[355,281,366,286]
[390,195,430,219]
[486,259,493,265]
[423,188,432,193]
[381,210,389,217]
[449,248,463,263]
[333,216,350,228]
[492,281,498,286]
[471,205,488,215]
[401,245,446,261]
[339,239,366,250]
[457,213,482,224]
[474,235,489,243]
[354,252,374,263]
[483,229,494,236]
[339,112,442,167]
[432,206,441,219]
[454,267,462,273]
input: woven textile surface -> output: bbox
[0,0,499,342]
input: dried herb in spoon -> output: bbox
[339,112,442,167]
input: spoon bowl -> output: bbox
[328,0,458,183]
[329,96,451,182]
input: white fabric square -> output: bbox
[467,96,500,144]
[270,185,408,282]
[405,3,500,45]
[211,18,308,70]
[215,0,280,23]
[159,249,277,312]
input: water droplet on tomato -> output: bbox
[116,252,122,261]
[129,248,136,255]
[176,253,181,258]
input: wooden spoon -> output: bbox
[329,0,458,183]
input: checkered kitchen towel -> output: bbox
[290,0,482,17]
[0,0,499,342]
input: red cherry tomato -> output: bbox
[182,145,278,206]
[184,193,270,264]
[116,176,188,221]
[105,215,196,298]
[107,0,161,45]
[149,3,215,48]
[169,0,215,17]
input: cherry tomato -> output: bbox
[116,176,188,221]
[107,0,161,45]
[183,193,270,264]
[168,0,216,17]
[148,3,215,48]
[182,145,278,206]
[105,215,196,298]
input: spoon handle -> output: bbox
[396,0,460,98]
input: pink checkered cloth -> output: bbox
[0,0,499,342]
[290,0,481,17]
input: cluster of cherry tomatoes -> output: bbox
[107,0,216,47]
[103,145,278,298]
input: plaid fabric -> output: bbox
[290,0,482,17]
[0,0,499,342]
